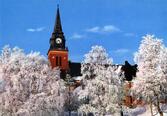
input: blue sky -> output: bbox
[0,0,167,64]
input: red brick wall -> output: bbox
[48,50,69,70]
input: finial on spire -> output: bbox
[57,4,59,8]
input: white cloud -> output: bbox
[86,26,100,33]
[70,33,85,39]
[114,48,130,54]
[102,25,120,32]
[86,25,120,33]
[26,27,45,32]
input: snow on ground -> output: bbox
[123,106,146,116]
[64,104,167,116]
[138,106,155,116]
[121,104,167,116]
[131,105,167,116]
[162,104,167,113]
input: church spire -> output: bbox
[53,4,63,35]
[49,5,66,51]
[48,4,69,78]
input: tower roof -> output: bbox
[53,5,63,34]
[49,5,67,52]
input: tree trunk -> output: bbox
[156,96,163,116]
[157,105,163,116]
[149,101,153,116]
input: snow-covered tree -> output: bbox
[83,45,112,65]
[81,45,112,80]
[0,46,67,116]
[78,65,123,115]
[132,35,167,116]
[159,47,167,98]
[76,45,123,115]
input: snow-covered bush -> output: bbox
[0,46,67,116]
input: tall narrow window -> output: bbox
[56,56,59,66]
[59,56,62,66]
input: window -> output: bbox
[59,56,62,66]
[56,56,58,66]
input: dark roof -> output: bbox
[53,6,63,35]
[68,61,138,82]
[69,62,82,77]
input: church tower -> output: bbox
[48,6,69,73]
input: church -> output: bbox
[47,5,139,107]
[47,6,82,79]
[47,6,137,81]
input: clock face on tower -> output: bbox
[56,38,62,44]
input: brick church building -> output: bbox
[47,6,81,79]
[47,6,137,80]
[47,6,140,107]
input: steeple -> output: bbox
[49,5,66,51]
[48,4,69,74]
[53,5,63,35]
